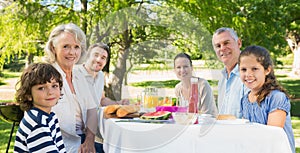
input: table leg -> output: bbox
[6,121,16,153]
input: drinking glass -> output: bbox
[143,87,158,112]
[189,77,199,113]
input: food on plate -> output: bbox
[172,97,178,106]
[140,111,171,120]
[105,112,141,118]
[158,97,172,106]
[104,105,121,114]
[104,105,140,118]
[116,105,140,117]
[216,114,237,120]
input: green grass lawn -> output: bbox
[292,116,300,153]
[0,121,17,152]
[0,70,21,86]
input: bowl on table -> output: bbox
[172,112,197,125]
[198,114,216,124]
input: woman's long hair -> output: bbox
[238,45,289,105]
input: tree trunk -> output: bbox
[106,28,131,100]
[25,53,34,68]
[293,43,300,75]
[287,38,300,76]
[108,47,130,100]
[80,0,88,34]
[124,56,133,85]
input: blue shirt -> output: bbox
[14,107,66,153]
[217,64,249,118]
[241,90,295,153]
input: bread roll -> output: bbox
[104,113,117,119]
[217,114,236,120]
[116,105,140,117]
[104,105,121,114]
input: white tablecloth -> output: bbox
[101,118,292,153]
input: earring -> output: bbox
[59,93,64,99]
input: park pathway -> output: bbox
[0,76,18,101]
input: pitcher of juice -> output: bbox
[143,87,158,112]
[189,77,199,113]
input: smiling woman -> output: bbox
[44,23,99,153]
[173,52,217,116]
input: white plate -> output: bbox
[115,118,174,124]
[135,118,174,123]
[216,119,249,124]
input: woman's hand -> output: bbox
[78,128,96,153]
[118,99,130,105]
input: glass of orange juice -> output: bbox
[143,87,159,112]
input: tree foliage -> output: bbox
[166,0,300,55]
[1,0,300,99]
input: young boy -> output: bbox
[14,63,66,153]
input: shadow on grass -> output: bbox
[280,79,300,99]
[130,80,180,88]
[0,70,21,88]
[291,100,300,117]
[0,70,21,79]
[0,80,6,86]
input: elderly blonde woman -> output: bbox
[44,23,98,153]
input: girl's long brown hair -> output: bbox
[238,45,289,105]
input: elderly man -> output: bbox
[212,27,249,118]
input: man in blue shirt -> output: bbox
[212,27,249,118]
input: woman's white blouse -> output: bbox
[51,62,97,152]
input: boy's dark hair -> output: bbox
[15,63,63,111]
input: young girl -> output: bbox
[14,63,66,153]
[238,45,295,153]
[173,53,217,116]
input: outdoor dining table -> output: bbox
[98,107,292,153]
